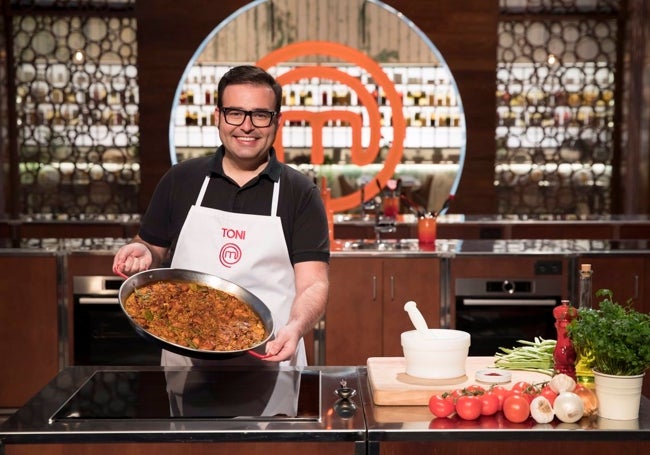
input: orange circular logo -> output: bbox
[257,41,406,213]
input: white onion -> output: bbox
[530,396,554,424]
[553,391,584,423]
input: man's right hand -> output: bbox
[112,242,153,277]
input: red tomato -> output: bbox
[539,385,558,406]
[511,381,532,393]
[428,394,455,418]
[479,392,500,416]
[455,395,482,420]
[447,389,464,403]
[512,392,536,404]
[502,394,530,423]
[489,386,510,411]
[464,384,486,395]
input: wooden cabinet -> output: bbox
[325,256,440,365]
[3,442,360,455]
[0,252,60,408]
[577,256,647,312]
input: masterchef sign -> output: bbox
[257,41,406,213]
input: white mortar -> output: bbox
[401,329,471,379]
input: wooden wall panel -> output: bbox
[392,1,499,214]
[135,0,245,211]
[0,254,59,408]
[136,0,498,214]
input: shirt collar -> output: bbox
[210,146,281,183]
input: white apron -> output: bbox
[162,175,306,368]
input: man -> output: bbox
[113,65,330,367]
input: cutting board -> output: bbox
[367,356,551,406]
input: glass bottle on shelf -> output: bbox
[575,263,594,385]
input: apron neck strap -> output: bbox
[196,176,280,216]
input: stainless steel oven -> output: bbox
[455,277,563,356]
[73,276,161,365]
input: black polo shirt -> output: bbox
[139,147,330,266]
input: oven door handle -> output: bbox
[462,298,557,306]
[77,297,120,305]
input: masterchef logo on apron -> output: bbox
[219,226,245,268]
[219,242,242,268]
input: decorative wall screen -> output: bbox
[8,0,138,218]
[496,0,620,215]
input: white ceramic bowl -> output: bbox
[401,329,471,379]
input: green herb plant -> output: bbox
[567,289,650,376]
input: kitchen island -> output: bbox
[0,365,366,455]
[1,364,649,455]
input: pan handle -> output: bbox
[113,263,129,280]
[247,350,272,359]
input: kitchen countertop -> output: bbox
[3,214,649,248]
[1,238,648,257]
[2,364,649,449]
[358,366,650,443]
[0,365,365,445]
[330,238,650,256]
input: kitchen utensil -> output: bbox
[434,194,454,216]
[399,193,425,217]
[403,300,432,336]
[118,268,274,359]
[401,329,471,379]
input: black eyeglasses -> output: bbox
[220,107,277,128]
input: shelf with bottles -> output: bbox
[495,154,612,190]
[19,149,140,189]
[16,62,140,147]
[173,63,464,152]
[174,145,462,169]
[496,61,614,134]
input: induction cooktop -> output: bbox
[49,368,321,422]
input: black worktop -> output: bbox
[2,365,649,449]
[0,365,364,445]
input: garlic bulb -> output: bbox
[549,373,577,394]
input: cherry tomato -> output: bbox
[479,392,500,416]
[464,384,486,395]
[428,394,455,418]
[539,385,558,406]
[502,394,530,423]
[511,381,532,393]
[489,386,510,411]
[447,388,464,403]
[455,395,482,420]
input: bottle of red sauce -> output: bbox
[553,299,578,379]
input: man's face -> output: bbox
[217,83,281,165]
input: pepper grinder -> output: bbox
[553,299,578,379]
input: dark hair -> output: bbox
[217,65,282,112]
